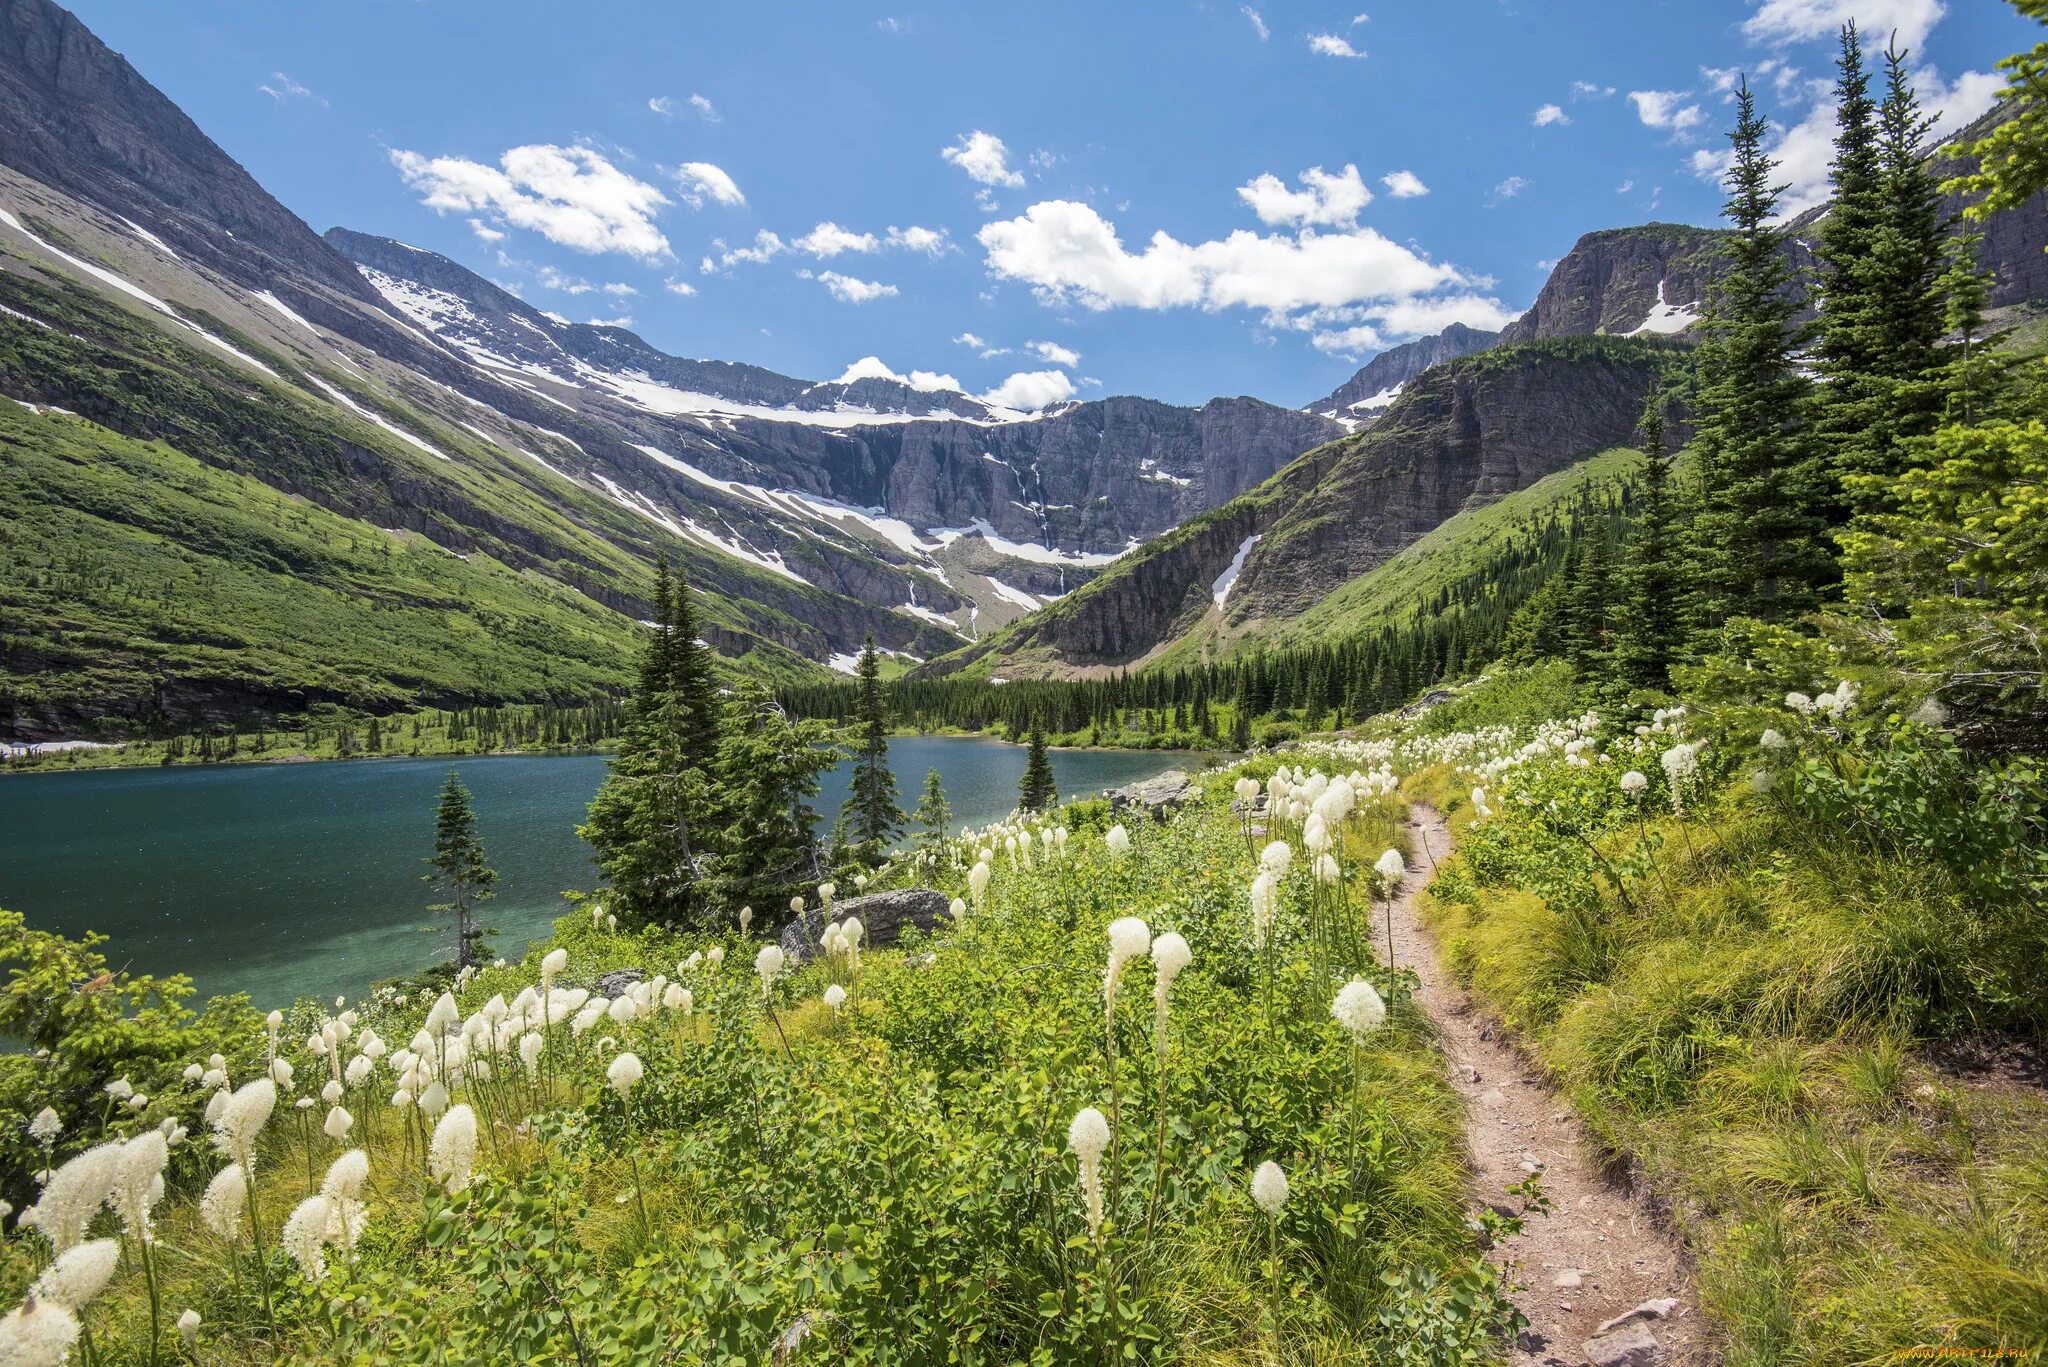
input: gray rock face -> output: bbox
[1498,225,1732,344]
[1108,769,1196,821]
[1582,1319,1660,1367]
[1307,323,1500,420]
[778,888,952,963]
[932,338,1678,675]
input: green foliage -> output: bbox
[425,770,496,970]
[840,636,905,862]
[1018,724,1056,811]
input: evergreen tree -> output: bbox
[707,682,839,914]
[669,559,721,767]
[425,769,495,970]
[1611,408,1686,693]
[911,768,953,861]
[1812,23,1888,518]
[1561,532,1614,679]
[1019,725,1056,812]
[581,565,716,929]
[1684,80,1832,630]
[839,635,904,865]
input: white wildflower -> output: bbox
[1250,1160,1290,1217]
[178,1309,201,1351]
[823,984,847,1013]
[31,1238,120,1309]
[754,943,785,998]
[0,1296,81,1365]
[428,1105,478,1194]
[211,1078,276,1172]
[1067,1107,1111,1238]
[1620,770,1648,795]
[281,1195,333,1281]
[1331,978,1387,1040]
[323,1106,353,1141]
[200,1164,247,1239]
[1105,824,1130,857]
[606,1052,644,1097]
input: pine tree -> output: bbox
[840,635,904,865]
[1019,725,1056,812]
[911,767,952,860]
[1684,80,1832,630]
[1812,23,1888,518]
[1611,407,1686,693]
[425,769,495,970]
[669,560,720,767]
[1561,533,1614,679]
[707,682,839,915]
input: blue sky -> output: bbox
[67,0,2039,408]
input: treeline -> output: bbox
[780,490,1627,746]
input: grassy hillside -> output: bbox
[0,260,847,735]
[1152,447,1642,670]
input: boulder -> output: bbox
[594,968,647,997]
[1582,1321,1659,1367]
[1108,769,1196,822]
[779,887,953,963]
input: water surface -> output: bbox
[0,738,1187,1007]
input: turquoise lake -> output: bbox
[0,738,1188,1008]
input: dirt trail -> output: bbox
[1392,805,1713,1367]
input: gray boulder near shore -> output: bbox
[779,888,953,964]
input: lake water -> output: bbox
[0,738,1187,1009]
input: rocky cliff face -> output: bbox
[1306,322,1499,422]
[1498,225,1732,344]
[927,338,1685,677]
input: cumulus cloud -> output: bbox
[1237,164,1372,227]
[888,224,952,255]
[664,278,698,296]
[1571,80,1617,98]
[941,131,1026,188]
[1308,33,1364,58]
[1534,103,1570,127]
[833,356,960,391]
[690,94,720,122]
[708,230,786,269]
[805,270,898,302]
[981,369,1077,411]
[391,144,673,259]
[1026,339,1081,367]
[976,193,1507,357]
[648,96,677,117]
[1242,6,1269,39]
[467,218,505,243]
[1743,0,1946,51]
[601,281,637,296]
[794,222,880,257]
[954,331,1009,357]
[1380,169,1429,198]
[1490,175,1530,201]
[675,161,745,208]
[585,315,633,328]
[1629,89,1706,137]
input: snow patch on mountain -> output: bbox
[1212,533,1262,606]
[1627,280,1699,336]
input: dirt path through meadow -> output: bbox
[1390,805,1714,1367]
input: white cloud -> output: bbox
[1026,339,1081,367]
[808,270,898,303]
[648,96,677,117]
[1628,89,1706,137]
[833,356,960,391]
[601,281,637,297]
[1570,80,1617,98]
[955,331,1010,357]
[535,264,594,295]
[887,224,952,255]
[1615,178,1636,193]
[466,218,505,243]
[794,222,881,257]
[711,230,787,268]
[664,279,698,296]
[1534,103,1570,127]
[1490,175,1530,200]
[1351,11,1370,23]
[981,370,1076,411]
[689,94,720,122]
[390,143,672,259]
[1743,0,1946,51]
[1242,6,1270,39]
[585,315,633,328]
[976,196,1503,358]
[876,16,905,32]
[675,161,745,208]
[258,72,325,105]
[1380,169,1429,198]
[1919,66,2005,142]
[1309,33,1364,58]
[941,131,1027,188]
[1237,164,1372,227]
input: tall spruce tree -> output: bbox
[911,767,952,861]
[1684,80,1832,632]
[840,635,904,864]
[581,559,716,929]
[1813,23,1887,521]
[1611,407,1686,693]
[708,682,838,914]
[426,769,495,970]
[1019,724,1056,812]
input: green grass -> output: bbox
[1413,761,2048,1361]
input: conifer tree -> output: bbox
[911,768,952,860]
[840,635,904,865]
[708,682,838,913]
[1813,23,1887,517]
[425,769,495,970]
[1611,408,1685,693]
[1019,724,1056,812]
[669,559,720,767]
[1684,80,1832,629]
